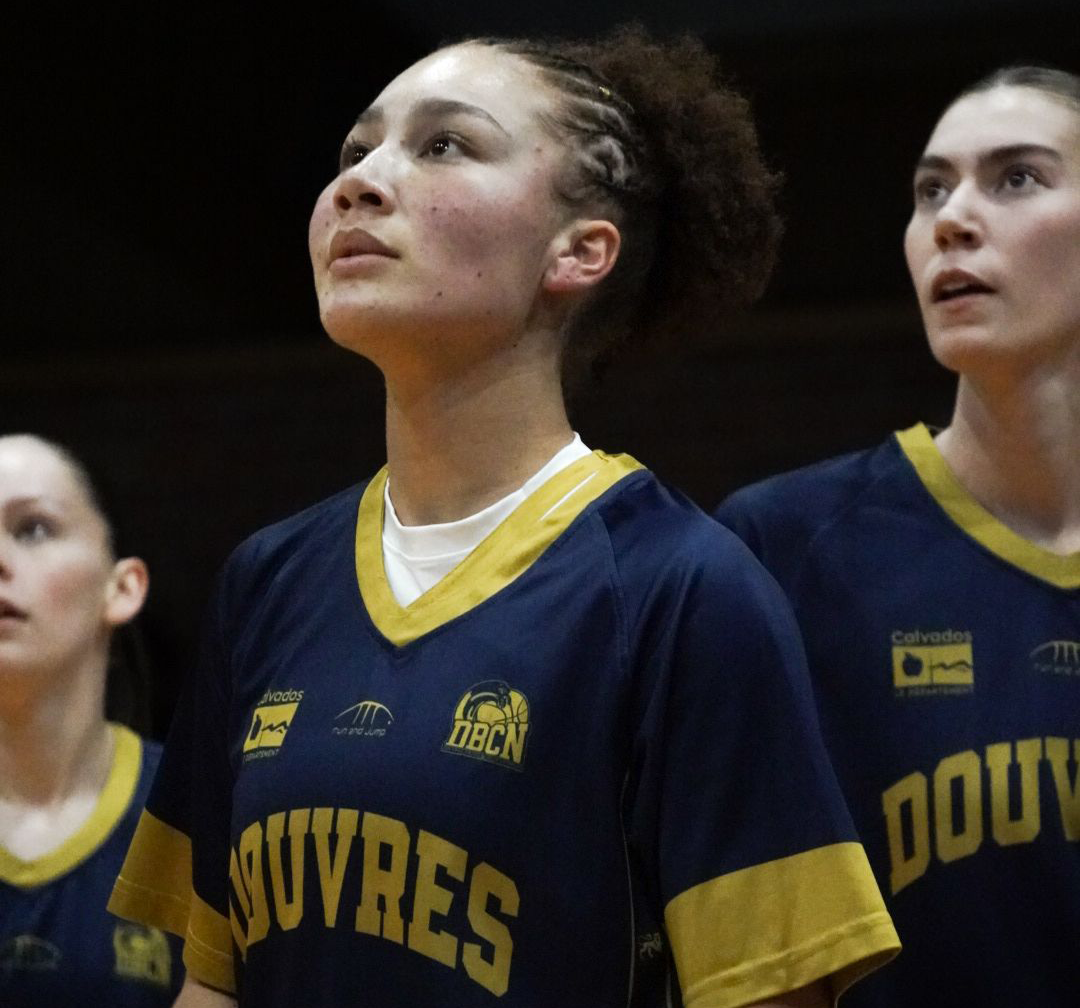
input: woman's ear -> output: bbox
[543,219,621,294]
[104,557,150,628]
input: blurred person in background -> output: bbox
[0,433,182,1005]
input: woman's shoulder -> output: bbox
[713,433,910,554]
[595,465,778,592]
[225,479,371,571]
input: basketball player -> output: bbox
[111,28,898,1007]
[716,66,1080,1006]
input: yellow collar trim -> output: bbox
[897,422,1080,590]
[0,723,142,888]
[356,451,644,647]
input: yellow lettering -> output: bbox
[985,739,1041,846]
[355,813,409,943]
[484,724,506,757]
[237,820,271,946]
[462,861,518,997]
[266,809,310,931]
[466,724,490,752]
[447,721,471,748]
[503,724,528,764]
[228,848,250,959]
[1045,737,1080,840]
[882,772,930,894]
[312,807,359,928]
[408,830,466,968]
[934,750,983,864]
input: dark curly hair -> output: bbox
[471,26,783,379]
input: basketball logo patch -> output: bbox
[443,680,530,770]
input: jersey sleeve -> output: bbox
[623,528,899,1007]
[109,574,238,994]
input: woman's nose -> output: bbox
[933,186,983,252]
[333,154,394,214]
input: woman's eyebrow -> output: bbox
[915,143,1063,173]
[354,99,509,136]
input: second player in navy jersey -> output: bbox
[717,66,1080,1007]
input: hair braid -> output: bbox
[473,25,782,381]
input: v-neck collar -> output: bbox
[355,451,644,646]
[897,423,1080,590]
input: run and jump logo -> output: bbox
[243,689,303,760]
[443,680,530,770]
[333,700,394,737]
[1029,640,1080,677]
[891,629,974,695]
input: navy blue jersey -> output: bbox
[0,725,182,1006]
[716,424,1080,1007]
[112,451,897,1006]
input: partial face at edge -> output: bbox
[0,437,142,682]
[308,44,582,366]
[903,85,1080,374]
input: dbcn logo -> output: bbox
[112,923,172,988]
[443,680,530,770]
[1029,640,1080,678]
[891,629,973,694]
[243,689,303,759]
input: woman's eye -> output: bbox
[1001,166,1039,192]
[339,142,370,171]
[424,134,463,158]
[14,519,53,543]
[914,178,948,206]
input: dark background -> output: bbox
[6,1,1079,734]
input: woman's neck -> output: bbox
[382,337,573,526]
[936,362,1080,555]
[0,658,112,808]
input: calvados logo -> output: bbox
[443,680,530,770]
[1029,640,1080,677]
[243,688,304,759]
[891,629,974,695]
[112,923,172,988]
[333,700,394,737]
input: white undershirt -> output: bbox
[382,434,593,607]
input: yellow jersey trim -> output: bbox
[664,841,899,1008]
[898,423,1080,590]
[356,451,644,647]
[0,723,141,888]
[183,892,237,994]
[109,807,195,937]
[109,808,237,995]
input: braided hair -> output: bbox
[472,26,783,378]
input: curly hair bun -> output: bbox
[480,25,782,374]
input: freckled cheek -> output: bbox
[420,201,547,282]
[308,190,337,258]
